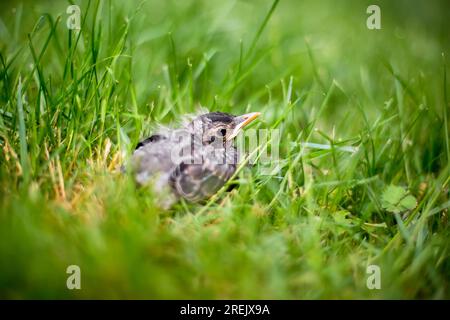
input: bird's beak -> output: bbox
[227,112,261,141]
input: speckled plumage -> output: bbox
[128,111,260,208]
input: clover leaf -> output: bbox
[381,185,417,213]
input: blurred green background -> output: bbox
[0,0,449,298]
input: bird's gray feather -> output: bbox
[169,144,238,201]
[128,110,243,207]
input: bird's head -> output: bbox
[192,111,261,146]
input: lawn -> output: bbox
[0,0,449,299]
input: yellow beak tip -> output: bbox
[226,112,262,141]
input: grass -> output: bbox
[0,0,449,299]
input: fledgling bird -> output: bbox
[129,111,261,208]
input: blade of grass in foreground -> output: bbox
[442,54,450,163]
[16,76,30,184]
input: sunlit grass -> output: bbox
[0,0,449,299]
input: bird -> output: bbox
[128,111,261,208]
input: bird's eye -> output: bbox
[209,136,216,143]
[218,129,227,136]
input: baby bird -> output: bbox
[129,111,260,208]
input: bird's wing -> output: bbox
[169,146,238,202]
[131,133,176,185]
[134,134,166,150]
